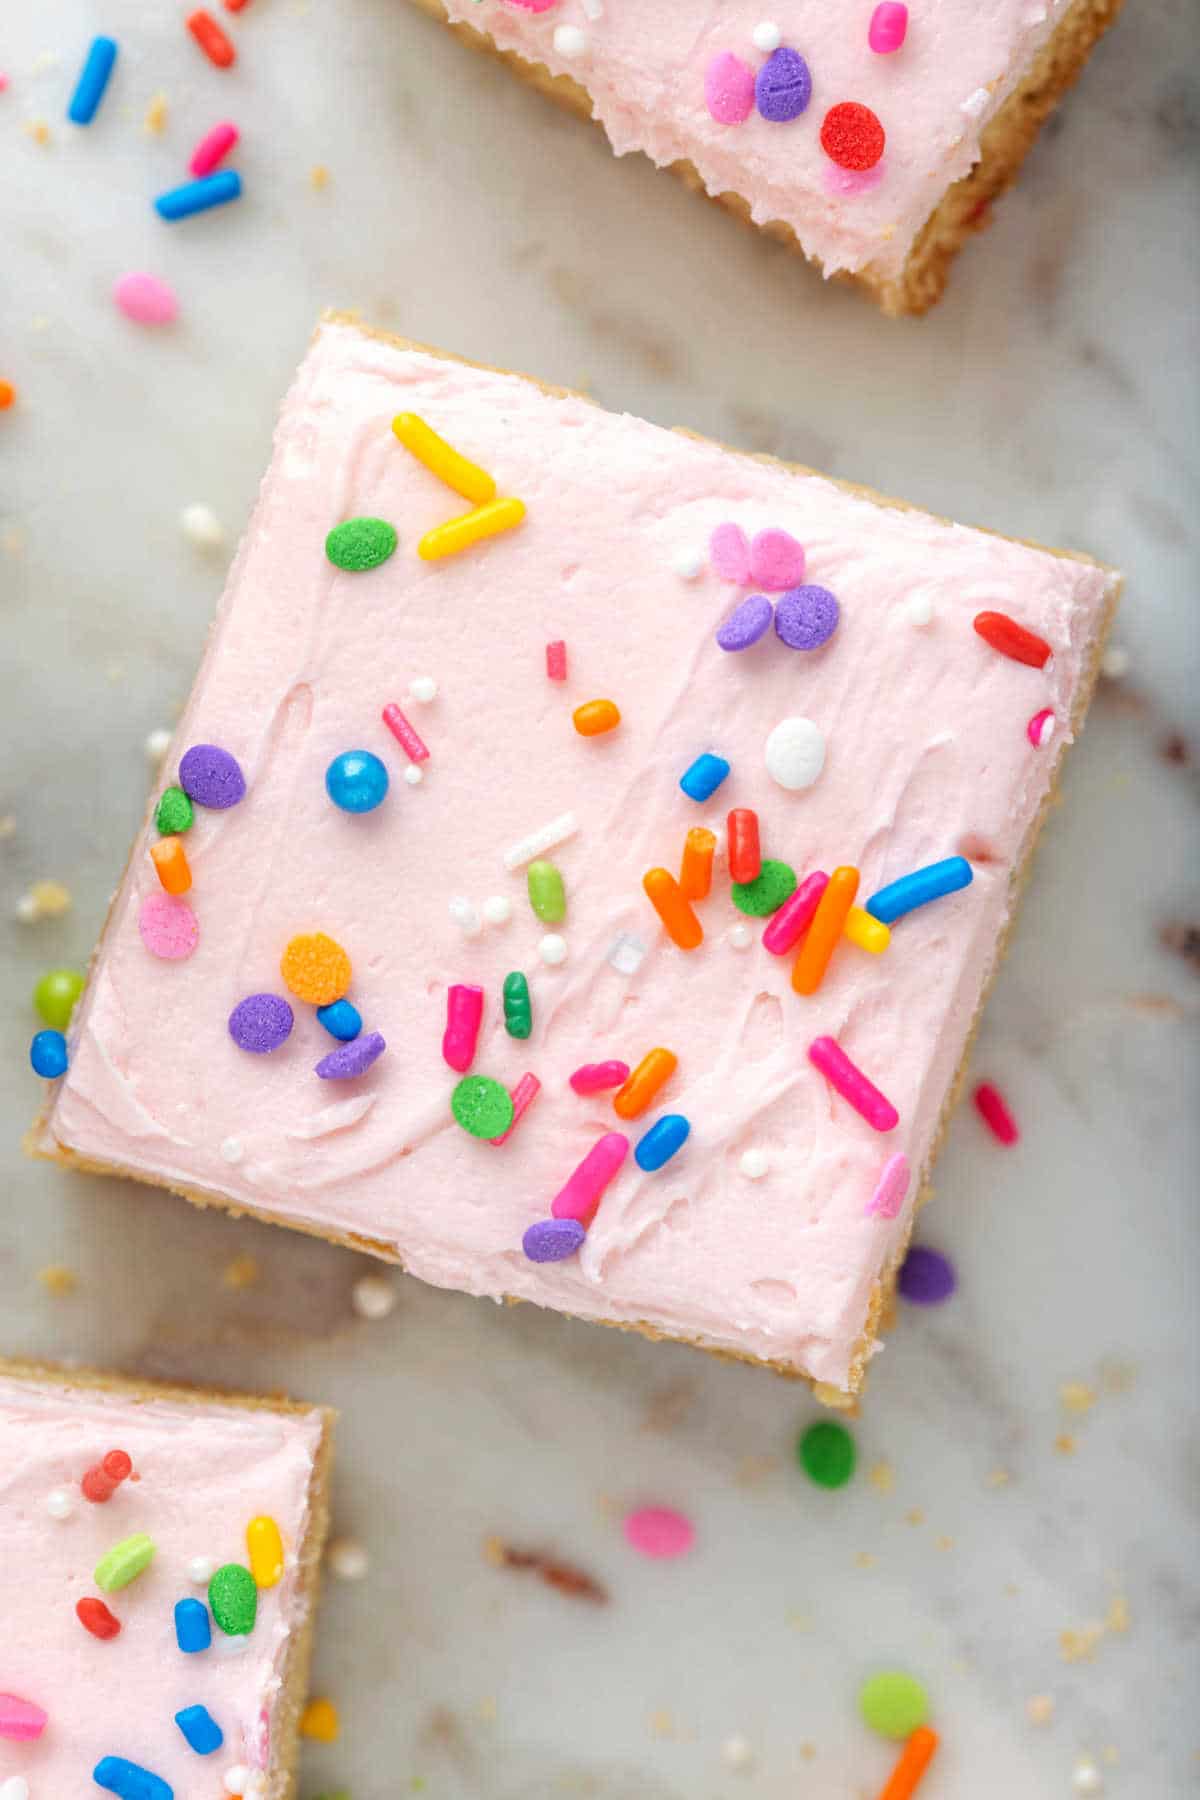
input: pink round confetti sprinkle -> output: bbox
[623,1506,695,1561]
[189,119,239,178]
[0,1694,48,1741]
[113,272,178,326]
[866,1151,909,1219]
[974,1081,1019,1145]
[704,53,755,125]
[869,2,908,53]
[138,891,199,961]
[1027,708,1054,748]
[749,529,805,592]
[709,521,751,584]
[569,1060,631,1095]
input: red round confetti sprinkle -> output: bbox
[973,611,1052,669]
[76,1596,122,1639]
[102,1449,133,1482]
[820,102,886,171]
[81,1465,117,1502]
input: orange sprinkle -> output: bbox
[280,932,351,1006]
[298,1696,340,1743]
[150,836,192,896]
[187,9,236,66]
[573,699,621,737]
[613,1047,678,1120]
[877,1727,939,1800]
[0,381,15,410]
[791,865,859,995]
[679,828,715,902]
[642,867,703,950]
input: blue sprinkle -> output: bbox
[325,749,389,815]
[93,1756,174,1800]
[865,856,973,925]
[67,35,118,125]
[316,998,363,1042]
[174,1704,223,1756]
[30,1029,68,1079]
[679,753,730,803]
[174,1596,211,1654]
[634,1114,691,1173]
[154,170,242,222]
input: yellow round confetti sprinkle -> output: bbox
[299,1696,341,1743]
[280,933,352,1007]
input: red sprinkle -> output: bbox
[223,0,251,9]
[973,611,1052,669]
[82,1448,133,1502]
[727,809,761,886]
[382,702,430,763]
[820,102,886,171]
[76,1596,121,1639]
[546,640,567,682]
[187,10,236,67]
[973,1081,1019,1145]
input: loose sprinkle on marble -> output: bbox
[180,742,246,810]
[973,610,1052,669]
[740,1148,769,1179]
[808,1035,898,1131]
[30,1029,68,1078]
[326,1538,369,1580]
[798,1419,856,1488]
[898,1245,957,1305]
[325,517,398,572]
[858,1670,930,1739]
[189,119,239,177]
[764,716,825,790]
[820,101,886,171]
[539,933,568,966]
[299,1697,340,1742]
[878,1726,939,1800]
[114,272,178,326]
[623,1506,695,1560]
[187,10,236,67]
[67,35,118,125]
[315,1032,386,1080]
[973,1080,1019,1145]
[280,932,351,1006]
[145,729,173,765]
[866,1152,909,1219]
[352,1274,396,1320]
[180,502,226,549]
[156,171,242,221]
[138,892,199,961]
[451,1074,515,1139]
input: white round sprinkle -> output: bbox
[180,502,225,549]
[352,1274,397,1320]
[904,592,935,627]
[721,1733,754,1769]
[1072,1760,1103,1795]
[672,547,704,581]
[14,893,38,923]
[962,86,991,119]
[764,716,826,791]
[1101,644,1129,680]
[403,764,424,786]
[1,1777,30,1800]
[188,1555,217,1585]
[327,1536,369,1581]
[144,727,172,763]
[740,1149,769,1180]
[539,933,568,966]
[449,896,483,938]
[220,1137,244,1164]
[223,1767,251,1793]
[46,1487,74,1520]
[728,923,752,950]
[751,21,782,52]
[553,24,587,55]
[482,895,513,926]
[409,676,438,704]
[215,1635,251,1660]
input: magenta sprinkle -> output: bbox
[492,1072,541,1145]
[315,1032,386,1080]
[1027,708,1054,748]
[704,52,755,126]
[228,993,294,1054]
[974,1081,1019,1145]
[382,702,429,763]
[443,984,484,1073]
[869,2,908,53]
[189,119,239,177]
[898,1244,956,1305]
[748,528,805,591]
[622,1506,695,1560]
[808,1036,899,1132]
[179,743,246,810]
[761,871,829,954]
[569,1060,631,1095]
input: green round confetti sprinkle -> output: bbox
[858,1670,930,1740]
[797,1419,856,1489]
[33,967,85,1030]
[502,971,532,1040]
[451,1075,514,1140]
[325,516,398,572]
[209,1561,258,1636]
[155,785,194,836]
[731,859,797,917]
[95,1532,156,1593]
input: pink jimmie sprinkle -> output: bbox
[382,702,430,763]
[492,1072,541,1145]
[1027,708,1054,748]
[868,2,908,53]
[762,870,829,954]
[866,1151,910,1219]
[189,119,239,177]
[551,1131,629,1225]
[974,1081,1019,1145]
[442,983,483,1073]
[0,1694,49,1741]
[569,1060,630,1095]
[623,1506,695,1561]
[546,640,567,682]
[808,1036,899,1133]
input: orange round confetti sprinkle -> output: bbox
[280,932,351,1006]
[613,1047,678,1120]
[0,381,15,410]
[573,699,621,737]
[299,1696,340,1742]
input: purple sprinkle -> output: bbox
[716,593,774,652]
[315,1031,386,1080]
[755,47,812,124]
[179,743,246,810]
[228,993,294,1054]
[523,1218,586,1263]
[774,584,840,651]
[898,1245,957,1306]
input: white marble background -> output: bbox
[2,2,1197,1796]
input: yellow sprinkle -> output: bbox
[1054,1433,1076,1455]
[222,1253,260,1291]
[37,1264,78,1297]
[143,92,168,134]
[309,163,329,190]
[299,1696,340,1743]
[1059,1380,1097,1415]
[246,1515,284,1589]
[25,120,51,146]
[843,907,890,954]
[17,879,72,923]
[1027,1694,1055,1725]
[867,1460,895,1494]
[393,413,497,506]
[418,496,525,562]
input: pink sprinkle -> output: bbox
[866,1151,910,1219]
[382,702,430,763]
[974,1081,1019,1145]
[824,161,886,197]
[748,529,805,593]
[869,2,908,53]
[504,0,559,10]
[762,871,829,954]
[0,73,9,94]
[138,891,199,961]
[442,983,483,1073]
[569,1060,630,1095]
[808,1036,899,1133]
[623,1506,695,1561]
[113,272,179,327]
[492,1072,541,1145]
[551,1131,629,1225]
[1027,708,1054,748]
[189,119,239,177]
[546,640,567,682]
[704,52,755,126]
[709,520,751,584]
[0,1694,48,1742]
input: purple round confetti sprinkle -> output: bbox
[755,47,812,123]
[716,593,774,652]
[315,1031,387,1080]
[179,743,246,810]
[898,1245,957,1306]
[774,584,840,651]
[228,993,294,1055]
[522,1218,586,1263]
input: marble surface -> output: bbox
[1,3,1197,1796]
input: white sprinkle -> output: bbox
[764,716,825,791]
[352,1273,397,1321]
[409,675,438,704]
[672,547,705,581]
[503,811,579,871]
[144,727,172,763]
[223,1766,252,1793]
[482,894,513,926]
[1072,1759,1103,1795]
[403,764,424,786]
[751,21,781,52]
[180,502,226,549]
[739,1149,769,1180]
[962,86,990,119]
[728,923,752,950]
[1035,712,1055,747]
[215,1636,251,1661]
[14,893,39,923]
[1101,644,1129,680]
[46,1487,74,1520]
[188,1555,217,1585]
[327,1536,369,1580]
[553,24,587,55]
[721,1732,754,1769]
[606,930,647,975]
[1,1776,30,1800]
[539,933,568,966]
[903,592,935,628]
[220,1137,244,1165]
[449,896,483,938]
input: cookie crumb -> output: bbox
[25,118,51,144]
[327,1536,369,1581]
[868,1459,895,1494]
[221,1253,260,1291]
[721,1734,753,1770]
[310,164,330,190]
[1059,1381,1097,1415]
[1054,1433,1077,1455]
[37,1263,77,1297]
[144,91,168,133]
[985,1467,1011,1487]
[1026,1694,1055,1726]
[351,1273,396,1320]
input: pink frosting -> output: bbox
[0,1373,322,1792]
[441,0,1080,278]
[40,322,1116,1389]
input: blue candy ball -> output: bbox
[30,1029,68,1078]
[325,750,389,814]
[316,998,363,1042]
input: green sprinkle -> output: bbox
[33,967,86,1030]
[209,1562,258,1636]
[325,516,398,572]
[797,1419,856,1489]
[526,859,566,923]
[451,1075,514,1140]
[95,1532,155,1593]
[731,859,797,917]
[155,785,194,836]
[502,971,532,1040]
[858,1670,930,1740]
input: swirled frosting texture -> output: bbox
[41,322,1115,1389]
